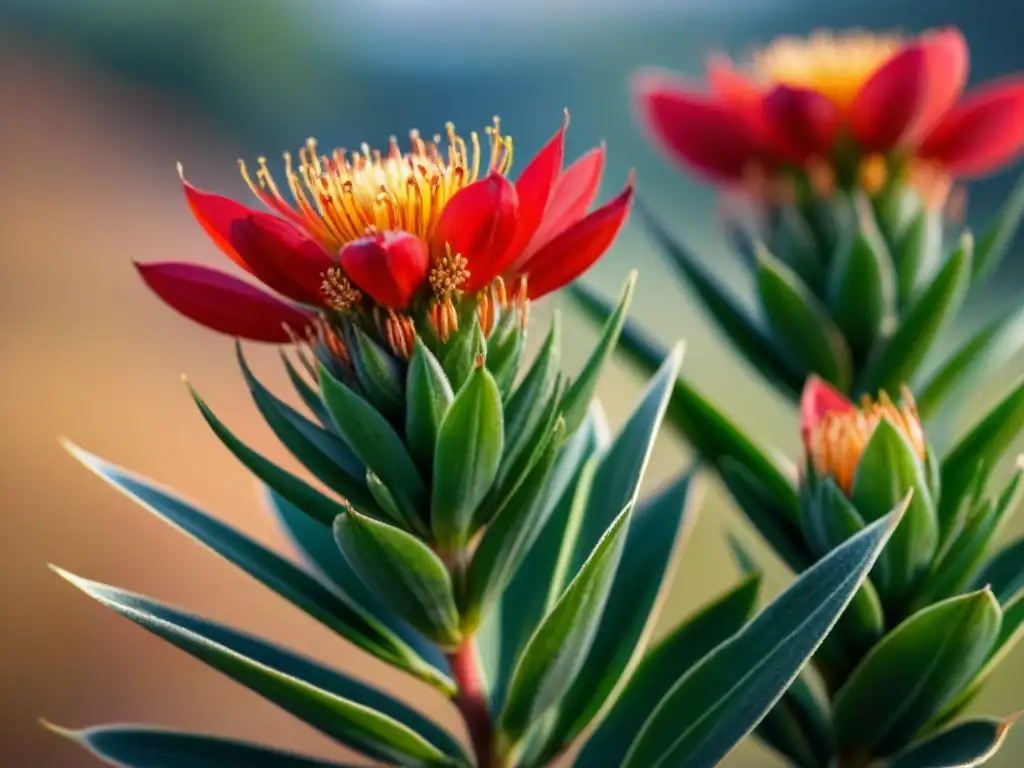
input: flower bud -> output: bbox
[801,376,925,496]
[339,231,430,310]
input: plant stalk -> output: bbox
[447,636,498,768]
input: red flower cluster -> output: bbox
[139,114,633,343]
[633,28,1024,198]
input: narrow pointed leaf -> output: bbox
[405,338,454,472]
[281,350,332,427]
[973,169,1024,286]
[631,199,804,395]
[237,345,376,514]
[349,325,405,419]
[53,571,462,767]
[187,383,346,526]
[497,504,633,747]
[63,443,427,680]
[431,363,504,551]
[940,379,1024,532]
[318,364,427,528]
[334,510,461,647]
[551,469,700,749]
[45,724,363,767]
[755,242,853,391]
[860,234,972,396]
[502,315,560,470]
[752,675,834,768]
[833,590,1002,757]
[895,208,943,308]
[972,536,1024,604]
[262,486,452,684]
[890,716,1019,768]
[575,575,761,768]
[621,503,907,768]
[569,343,685,574]
[559,273,635,432]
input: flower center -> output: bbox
[807,387,925,495]
[751,30,902,108]
[240,119,514,251]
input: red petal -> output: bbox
[179,168,257,273]
[706,54,763,108]
[528,144,606,251]
[799,375,854,452]
[920,77,1024,177]
[632,69,769,181]
[229,213,334,306]
[910,28,969,141]
[763,85,841,161]
[434,172,520,292]
[500,112,568,272]
[521,178,634,299]
[136,261,312,343]
[340,231,430,309]
[851,43,931,150]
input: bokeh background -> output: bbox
[3,0,1024,765]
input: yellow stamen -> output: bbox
[807,386,925,496]
[858,153,888,195]
[239,120,514,252]
[383,311,416,360]
[751,29,903,108]
[321,266,363,311]
[429,244,471,297]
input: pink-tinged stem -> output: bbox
[447,637,497,768]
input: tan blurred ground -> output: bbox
[1,30,1021,768]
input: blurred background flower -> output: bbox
[2,0,1023,765]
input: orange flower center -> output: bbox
[752,30,903,108]
[240,119,514,252]
[807,387,926,495]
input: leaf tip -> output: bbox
[1000,711,1024,736]
[38,719,78,742]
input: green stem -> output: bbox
[447,636,497,768]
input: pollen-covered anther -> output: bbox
[430,297,460,344]
[313,314,352,367]
[477,289,496,337]
[429,245,471,296]
[321,266,363,311]
[384,311,417,360]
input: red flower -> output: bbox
[141,114,631,342]
[633,28,1024,188]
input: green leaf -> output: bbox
[237,345,377,514]
[568,343,685,575]
[185,382,346,527]
[755,242,853,391]
[550,469,700,749]
[262,486,451,685]
[833,590,1002,757]
[827,199,897,356]
[890,716,1019,768]
[462,419,564,631]
[63,443,429,681]
[349,325,405,419]
[442,314,486,392]
[940,379,1024,533]
[52,570,462,767]
[280,349,332,427]
[44,723,361,767]
[771,205,825,292]
[859,233,973,396]
[559,273,635,432]
[575,575,761,768]
[916,303,1024,421]
[487,311,526,401]
[501,314,561,482]
[753,675,834,768]
[334,510,461,647]
[850,419,937,607]
[972,169,1024,286]
[631,198,804,396]
[972,536,1024,604]
[431,362,504,551]
[479,403,610,713]
[318,364,427,532]
[405,338,454,473]
[621,501,907,768]
[722,456,814,573]
[894,208,943,309]
[497,504,633,751]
